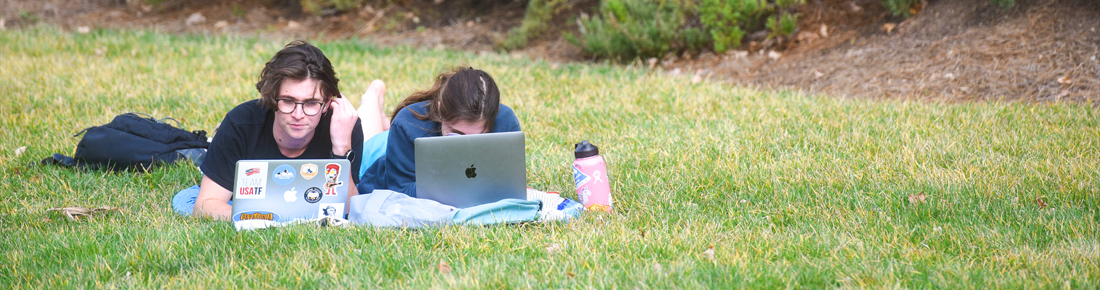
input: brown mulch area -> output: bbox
[743,0,1100,102]
[3,0,1097,103]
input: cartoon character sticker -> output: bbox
[324,163,343,196]
[272,164,296,186]
[304,187,323,203]
[301,163,319,180]
[235,161,268,200]
[318,203,344,218]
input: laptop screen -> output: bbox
[231,159,351,226]
[414,131,527,208]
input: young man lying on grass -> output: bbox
[188,41,364,220]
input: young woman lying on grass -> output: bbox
[354,67,522,196]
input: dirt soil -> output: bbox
[3,0,1097,103]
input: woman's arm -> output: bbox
[384,120,419,196]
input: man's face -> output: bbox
[273,78,326,145]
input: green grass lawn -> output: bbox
[1,26,1098,288]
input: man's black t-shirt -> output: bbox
[200,100,364,191]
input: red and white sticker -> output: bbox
[235,162,268,199]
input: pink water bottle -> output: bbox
[573,140,612,212]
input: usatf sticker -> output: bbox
[236,162,268,200]
[304,187,323,203]
[272,164,296,186]
[301,163,319,180]
[324,163,343,196]
[237,186,264,198]
[233,211,280,222]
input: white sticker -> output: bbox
[235,162,268,199]
[318,203,344,218]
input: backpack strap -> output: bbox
[158,117,182,128]
[72,126,94,138]
[41,153,82,168]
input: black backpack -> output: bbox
[43,113,211,171]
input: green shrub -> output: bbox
[698,0,759,53]
[567,0,804,61]
[765,12,798,40]
[140,0,168,7]
[680,27,710,53]
[232,3,246,17]
[565,0,688,61]
[767,0,803,41]
[501,0,570,50]
[19,11,40,23]
[990,0,1015,9]
[882,0,918,17]
[300,0,365,15]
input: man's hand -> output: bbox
[328,94,359,156]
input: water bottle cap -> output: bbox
[574,140,599,159]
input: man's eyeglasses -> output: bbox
[276,98,326,116]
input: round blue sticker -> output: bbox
[272,164,296,186]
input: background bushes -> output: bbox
[300,0,367,15]
[180,0,1019,61]
[556,0,1018,61]
[501,0,571,50]
[563,0,694,61]
[565,0,801,62]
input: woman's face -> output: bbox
[442,120,487,136]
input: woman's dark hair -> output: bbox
[255,40,341,110]
[392,67,501,131]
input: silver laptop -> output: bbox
[415,131,527,208]
[231,159,351,229]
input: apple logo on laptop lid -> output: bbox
[465,164,477,178]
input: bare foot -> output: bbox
[358,80,386,116]
[358,79,387,138]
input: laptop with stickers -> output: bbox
[414,131,527,208]
[231,159,351,230]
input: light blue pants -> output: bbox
[359,130,389,180]
[172,185,233,216]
